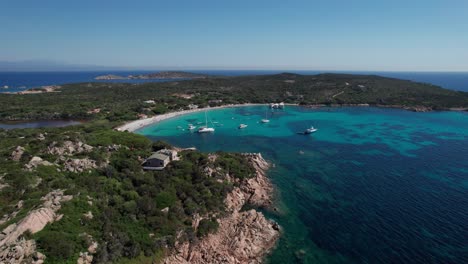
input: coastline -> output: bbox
[3,85,61,95]
[115,103,467,133]
[115,103,273,132]
[163,153,280,264]
[302,103,468,112]
[118,105,282,263]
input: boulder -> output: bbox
[0,190,72,248]
[77,252,93,264]
[0,238,37,264]
[37,133,46,141]
[25,156,53,171]
[47,141,93,156]
[88,241,98,254]
[32,251,46,264]
[63,158,97,173]
[11,146,25,161]
[83,211,93,220]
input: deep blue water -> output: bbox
[0,71,185,93]
[1,71,468,93]
[137,106,468,263]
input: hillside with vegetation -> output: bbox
[0,73,467,122]
[1,73,466,263]
[0,122,261,263]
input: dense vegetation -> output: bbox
[0,73,467,122]
[0,72,467,263]
[0,122,256,263]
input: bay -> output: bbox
[137,106,468,263]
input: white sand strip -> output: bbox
[115,103,272,132]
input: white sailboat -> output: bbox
[238,124,248,129]
[304,126,318,134]
[198,111,215,133]
[261,108,270,123]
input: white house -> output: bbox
[142,149,178,170]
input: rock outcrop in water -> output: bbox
[164,153,279,264]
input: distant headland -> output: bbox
[1,72,467,122]
[95,71,209,80]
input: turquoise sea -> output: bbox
[137,106,468,263]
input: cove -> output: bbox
[137,106,468,263]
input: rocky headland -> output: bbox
[94,74,127,80]
[94,71,208,80]
[164,153,280,264]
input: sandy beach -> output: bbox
[115,103,270,132]
[116,102,463,133]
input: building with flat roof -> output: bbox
[142,149,178,170]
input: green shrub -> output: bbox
[37,231,76,261]
[197,218,219,238]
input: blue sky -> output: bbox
[1,0,468,71]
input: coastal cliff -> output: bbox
[0,128,279,263]
[164,153,280,264]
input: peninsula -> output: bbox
[1,72,467,122]
[0,124,278,263]
[94,71,209,80]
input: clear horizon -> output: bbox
[1,0,468,71]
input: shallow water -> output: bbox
[137,106,468,263]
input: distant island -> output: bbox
[95,71,209,80]
[94,74,127,80]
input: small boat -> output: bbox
[198,127,215,133]
[261,108,270,123]
[198,111,215,133]
[304,126,318,134]
[238,124,248,129]
[270,102,285,109]
[188,124,196,130]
